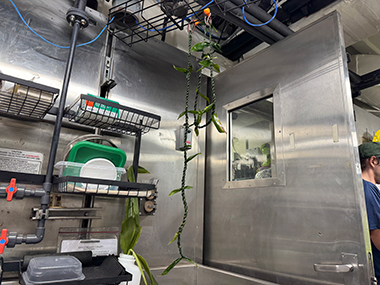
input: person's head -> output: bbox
[359,142,380,184]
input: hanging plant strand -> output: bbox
[162,26,195,277]
[163,11,226,276]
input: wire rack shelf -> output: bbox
[65,94,161,136]
[108,0,244,46]
[0,73,59,119]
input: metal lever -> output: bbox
[313,263,354,273]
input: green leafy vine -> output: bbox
[162,12,226,276]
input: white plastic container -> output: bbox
[22,256,85,285]
[118,254,141,285]
[54,161,126,193]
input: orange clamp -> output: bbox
[6,178,17,202]
[0,229,8,254]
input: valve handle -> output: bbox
[0,229,8,254]
[6,178,17,202]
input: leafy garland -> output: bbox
[162,9,226,276]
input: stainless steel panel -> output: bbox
[149,264,279,284]
[0,0,205,269]
[205,12,372,284]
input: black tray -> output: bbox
[19,255,132,285]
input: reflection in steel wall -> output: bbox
[0,0,205,276]
[205,13,372,284]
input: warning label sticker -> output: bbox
[0,148,43,174]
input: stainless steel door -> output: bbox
[204,12,373,285]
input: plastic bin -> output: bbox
[22,256,85,285]
[54,161,126,193]
[67,141,127,167]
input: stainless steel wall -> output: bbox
[204,13,372,284]
[0,0,205,274]
[149,264,279,284]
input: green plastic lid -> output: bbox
[67,141,126,167]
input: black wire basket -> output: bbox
[65,94,161,135]
[108,0,241,46]
[0,73,59,119]
[54,175,157,198]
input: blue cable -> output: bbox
[9,0,114,49]
[242,0,277,27]
[138,0,214,32]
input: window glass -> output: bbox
[230,96,274,181]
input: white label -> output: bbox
[0,148,43,174]
[60,238,118,257]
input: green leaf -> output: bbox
[196,89,210,104]
[169,188,181,196]
[202,102,215,113]
[189,65,193,73]
[188,110,198,115]
[168,232,179,245]
[178,111,186,119]
[212,113,227,134]
[194,127,199,136]
[138,166,150,174]
[173,65,187,73]
[212,64,220,73]
[168,186,193,196]
[186,152,201,163]
[127,165,150,182]
[185,257,199,268]
[160,257,183,276]
[136,254,159,285]
[196,66,205,73]
[211,42,222,52]
[196,113,202,126]
[127,166,135,183]
[127,249,148,285]
[120,198,142,253]
[199,59,213,68]
[191,42,209,52]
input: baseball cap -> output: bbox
[359,142,380,158]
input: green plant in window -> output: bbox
[162,10,226,276]
[120,165,158,285]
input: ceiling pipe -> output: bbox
[213,0,284,41]
[229,0,294,37]
[209,7,276,44]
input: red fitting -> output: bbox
[0,229,8,254]
[6,178,17,202]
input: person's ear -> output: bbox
[369,156,379,167]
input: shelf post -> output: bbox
[133,130,142,181]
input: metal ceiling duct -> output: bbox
[289,0,380,47]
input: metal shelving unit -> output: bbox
[0,73,59,119]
